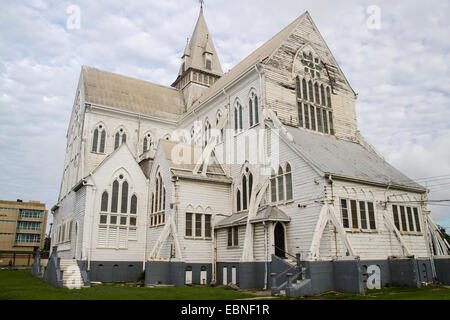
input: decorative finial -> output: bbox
[199,0,204,10]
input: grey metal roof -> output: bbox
[214,206,290,229]
[82,66,185,120]
[250,205,291,223]
[284,126,425,191]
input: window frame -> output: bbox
[340,198,378,233]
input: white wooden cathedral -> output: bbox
[44,7,450,295]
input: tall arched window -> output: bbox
[314,82,320,104]
[130,195,137,214]
[234,101,243,133]
[270,169,277,203]
[204,120,211,147]
[249,97,253,127]
[101,191,108,212]
[254,95,259,125]
[216,111,224,144]
[308,81,314,103]
[302,79,308,100]
[150,170,166,227]
[270,164,293,203]
[114,128,127,150]
[326,86,332,107]
[285,163,293,201]
[295,76,301,100]
[143,133,152,153]
[239,103,243,131]
[320,84,326,106]
[121,181,128,213]
[92,124,106,153]
[277,167,285,201]
[249,91,259,127]
[242,175,247,211]
[238,168,253,211]
[111,180,119,213]
[92,129,98,152]
[236,189,241,212]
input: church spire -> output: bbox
[172,5,223,109]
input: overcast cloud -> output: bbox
[0,0,449,233]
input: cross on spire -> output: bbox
[199,0,204,9]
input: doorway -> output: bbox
[274,223,286,258]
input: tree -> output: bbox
[437,225,450,243]
[39,235,51,258]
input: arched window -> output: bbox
[216,111,224,144]
[239,103,243,131]
[121,181,128,213]
[320,84,326,106]
[234,101,243,133]
[270,169,277,203]
[302,79,308,100]
[204,120,211,147]
[314,82,320,104]
[308,81,314,102]
[130,195,137,214]
[249,91,259,127]
[254,95,259,125]
[114,128,126,150]
[143,133,152,153]
[285,163,293,200]
[101,191,108,212]
[295,76,301,100]
[326,86,332,107]
[249,97,253,127]
[248,173,253,202]
[242,175,247,211]
[236,189,241,212]
[277,167,285,201]
[92,124,106,153]
[238,167,253,211]
[92,129,98,152]
[111,180,119,213]
[150,170,166,227]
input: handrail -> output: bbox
[272,245,298,261]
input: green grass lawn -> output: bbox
[299,285,450,300]
[1,269,449,300]
[0,269,257,300]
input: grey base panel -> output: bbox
[145,261,212,287]
[217,262,268,290]
[270,257,443,297]
[88,261,144,283]
[434,258,450,284]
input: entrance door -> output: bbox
[274,223,286,258]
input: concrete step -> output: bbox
[61,262,84,289]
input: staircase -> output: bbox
[59,259,84,289]
[270,253,312,298]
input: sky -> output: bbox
[0,0,449,234]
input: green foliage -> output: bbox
[437,225,450,243]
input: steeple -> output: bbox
[172,6,223,110]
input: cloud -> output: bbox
[0,0,449,234]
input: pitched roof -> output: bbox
[214,205,290,229]
[191,12,308,107]
[284,125,425,191]
[177,8,223,77]
[82,66,185,120]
